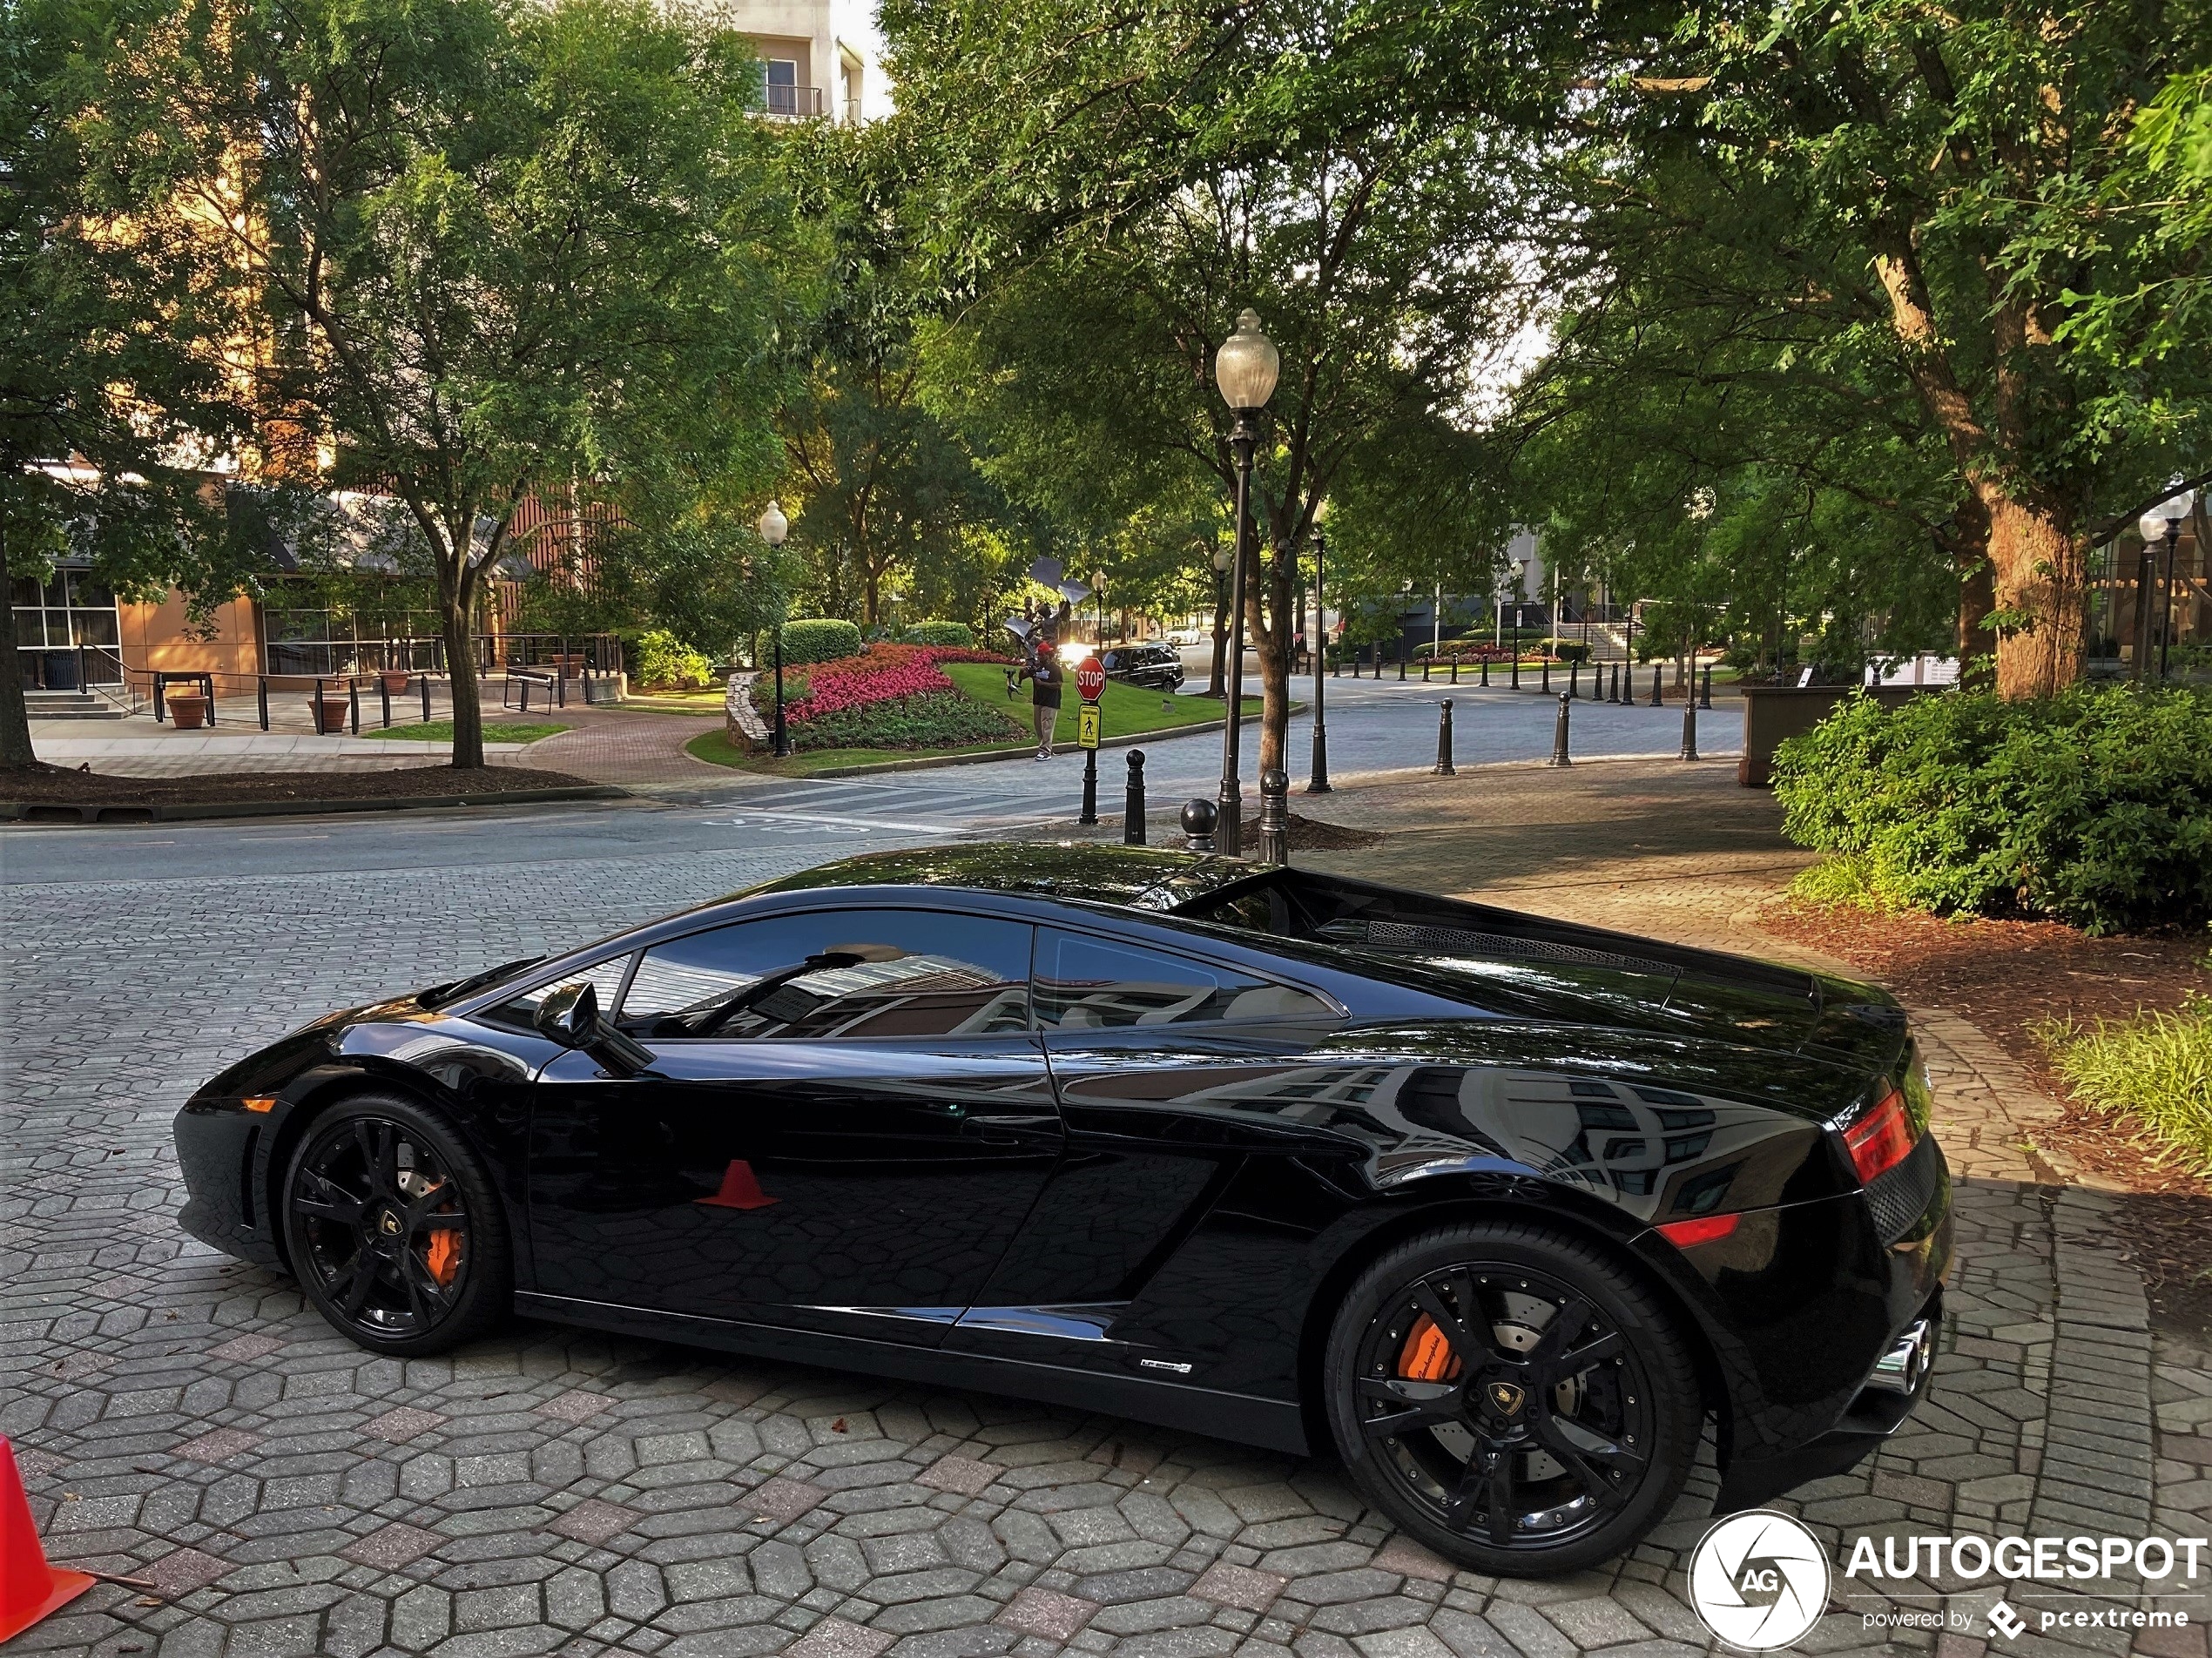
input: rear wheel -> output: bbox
[281,1094,510,1356]
[1324,1220,1701,1576]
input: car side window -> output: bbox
[1034,928,1332,1029]
[622,910,1033,1040]
[482,955,632,1032]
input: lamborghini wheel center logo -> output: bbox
[1486,1381,1525,1417]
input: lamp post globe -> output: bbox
[758,500,791,757]
[2139,488,2197,685]
[1213,308,1277,856]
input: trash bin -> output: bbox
[41,651,78,691]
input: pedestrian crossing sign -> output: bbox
[1076,704,1101,750]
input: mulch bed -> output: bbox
[1286,811,1386,852]
[1762,900,2212,1331]
[2,762,597,804]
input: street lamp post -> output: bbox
[757,500,791,757]
[2136,489,2197,684]
[1306,504,1331,793]
[1213,308,1279,857]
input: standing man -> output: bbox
[1022,603,1066,760]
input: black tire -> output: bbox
[280,1092,511,1356]
[1324,1219,1701,1577]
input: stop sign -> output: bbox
[1075,657,1106,703]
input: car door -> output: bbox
[524,906,1062,1344]
[946,925,1346,1378]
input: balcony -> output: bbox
[763,83,825,119]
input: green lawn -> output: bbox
[377,720,571,744]
[687,664,1261,775]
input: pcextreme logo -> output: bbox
[1688,1511,1832,1650]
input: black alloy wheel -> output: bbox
[281,1094,510,1356]
[1325,1221,1701,1576]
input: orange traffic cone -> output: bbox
[0,1435,95,1642]
[695,1159,779,1210]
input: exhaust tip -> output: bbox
[1865,1316,1936,1395]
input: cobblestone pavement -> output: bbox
[3,781,2201,1658]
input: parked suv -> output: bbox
[1100,642,1186,691]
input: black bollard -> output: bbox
[1608,663,1620,703]
[1480,657,1490,688]
[1398,640,1406,681]
[1649,664,1663,706]
[1079,742,1098,826]
[1541,657,1550,694]
[1422,657,1432,683]
[421,674,433,723]
[1549,692,1572,766]
[1256,768,1290,865]
[257,676,269,731]
[1699,664,1713,710]
[1450,657,1460,684]
[1569,660,1580,699]
[1435,698,1456,774]
[348,678,361,735]
[1123,750,1147,845]
[1510,651,1521,691]
[1181,797,1218,853]
[1679,698,1699,761]
[380,677,393,729]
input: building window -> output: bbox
[12,570,120,686]
[260,588,442,677]
[764,58,800,117]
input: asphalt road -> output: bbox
[0,677,1733,888]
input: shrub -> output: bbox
[2037,995,2212,1172]
[1771,685,2212,933]
[631,629,716,691]
[786,689,1023,752]
[904,619,975,648]
[1539,637,1591,664]
[761,617,863,666]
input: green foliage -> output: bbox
[631,630,716,691]
[1771,688,2212,933]
[785,688,1020,752]
[1538,637,1589,664]
[1785,855,1899,913]
[903,620,975,647]
[2037,996,2212,1174]
[99,0,798,765]
[764,618,865,666]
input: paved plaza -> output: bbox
[3,763,2205,1658]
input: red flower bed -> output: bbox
[779,643,1010,724]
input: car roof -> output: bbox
[734,844,1253,913]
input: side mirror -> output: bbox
[533,981,656,1077]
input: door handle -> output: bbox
[959,1112,1049,1147]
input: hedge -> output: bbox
[1771,685,2212,934]
[631,629,716,691]
[903,620,975,648]
[759,618,863,666]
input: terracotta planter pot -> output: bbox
[167,693,209,731]
[379,671,411,694]
[311,696,351,735]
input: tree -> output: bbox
[103,0,796,765]
[1491,0,2212,697]
[892,0,1522,785]
[0,0,249,772]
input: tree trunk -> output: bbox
[1206,587,1228,698]
[0,518,41,772]
[441,585,485,769]
[1984,491,2082,699]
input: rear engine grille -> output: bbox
[1332,919,1676,977]
[1865,1131,1943,1244]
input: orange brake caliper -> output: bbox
[1398,1313,1465,1383]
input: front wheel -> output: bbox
[280,1093,512,1356]
[1324,1220,1702,1577]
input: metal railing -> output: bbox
[762,83,824,118]
[256,631,624,681]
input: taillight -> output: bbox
[1656,1212,1740,1248]
[1841,1087,1916,1184]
